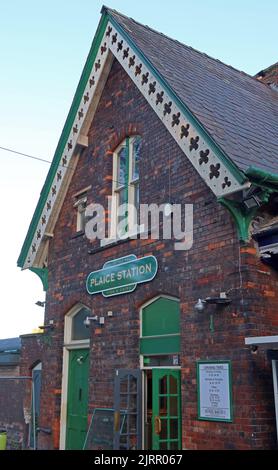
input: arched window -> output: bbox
[64,304,91,344]
[140,296,180,366]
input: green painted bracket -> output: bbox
[218,188,272,242]
[30,267,48,291]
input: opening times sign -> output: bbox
[197,361,233,422]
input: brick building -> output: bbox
[17,7,278,450]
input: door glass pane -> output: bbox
[169,375,177,394]
[169,419,178,439]
[159,396,167,415]
[160,441,167,450]
[169,396,178,416]
[120,395,128,409]
[129,415,137,433]
[120,380,128,393]
[129,393,137,412]
[170,440,179,450]
[160,418,167,440]
[159,375,167,395]
[117,147,127,186]
[130,377,137,393]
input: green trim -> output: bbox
[219,186,272,241]
[196,360,233,423]
[245,166,278,190]
[108,16,246,186]
[218,197,257,242]
[17,14,109,268]
[30,267,48,291]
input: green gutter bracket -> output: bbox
[218,188,272,242]
[30,267,48,291]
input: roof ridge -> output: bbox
[104,5,271,88]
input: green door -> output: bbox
[66,349,90,450]
[152,369,181,450]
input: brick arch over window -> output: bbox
[106,123,142,154]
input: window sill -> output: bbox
[71,230,85,239]
[99,225,145,248]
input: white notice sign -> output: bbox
[197,362,232,421]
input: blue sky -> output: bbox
[0,0,277,338]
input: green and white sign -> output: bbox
[86,254,158,297]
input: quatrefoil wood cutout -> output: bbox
[112,33,117,44]
[135,64,142,76]
[73,125,78,134]
[171,112,180,127]
[123,47,129,59]
[78,109,84,120]
[222,176,231,189]
[189,136,199,151]
[101,43,107,55]
[32,244,37,253]
[89,77,95,88]
[156,91,164,105]
[51,185,57,196]
[209,163,221,179]
[199,149,210,165]
[117,40,123,52]
[180,124,190,139]
[163,101,172,116]
[67,140,73,150]
[57,171,62,181]
[37,229,41,240]
[62,156,67,166]
[47,201,52,211]
[148,81,156,95]
[95,60,101,71]
[141,72,149,85]
[83,93,89,104]
[129,55,135,68]
[41,215,46,225]
[106,26,112,37]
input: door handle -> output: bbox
[79,388,82,401]
[114,411,120,432]
[154,416,161,435]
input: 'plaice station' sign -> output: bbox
[86,254,158,297]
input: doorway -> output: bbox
[145,368,181,450]
[65,349,90,449]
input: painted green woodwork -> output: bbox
[66,349,90,450]
[245,166,278,189]
[140,298,180,355]
[18,7,248,270]
[219,190,272,242]
[17,14,109,268]
[140,336,180,355]
[152,369,181,450]
[30,267,48,291]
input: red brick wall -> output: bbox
[39,58,278,449]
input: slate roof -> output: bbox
[108,8,278,174]
[0,337,21,353]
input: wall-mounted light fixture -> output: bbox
[35,301,46,307]
[38,320,54,331]
[84,315,105,327]
[194,294,231,312]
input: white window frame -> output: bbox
[73,194,87,232]
[101,136,144,247]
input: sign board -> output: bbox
[83,408,126,450]
[197,361,233,422]
[86,254,158,297]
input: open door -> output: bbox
[113,369,142,450]
[152,369,181,450]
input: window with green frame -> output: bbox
[112,136,141,238]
